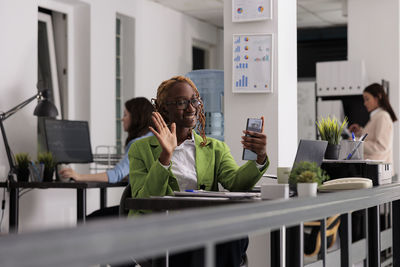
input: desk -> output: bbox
[0,181,127,232]
[125,196,260,211]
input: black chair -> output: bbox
[119,184,131,217]
[118,185,248,267]
[115,184,146,267]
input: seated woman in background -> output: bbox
[128,76,269,267]
[348,83,397,163]
[59,97,154,183]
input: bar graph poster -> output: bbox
[232,0,272,22]
[232,34,273,93]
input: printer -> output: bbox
[321,160,393,186]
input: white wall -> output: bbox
[0,0,223,232]
[82,0,223,148]
[348,0,400,173]
[0,1,37,168]
[0,0,41,233]
[276,0,298,168]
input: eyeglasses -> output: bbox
[166,98,202,110]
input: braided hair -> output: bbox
[153,76,207,146]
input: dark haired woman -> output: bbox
[128,76,269,267]
[59,97,154,182]
[349,83,397,163]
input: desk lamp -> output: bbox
[0,89,58,184]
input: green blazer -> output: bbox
[128,132,269,210]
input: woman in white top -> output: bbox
[349,83,397,163]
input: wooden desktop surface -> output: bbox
[125,196,260,211]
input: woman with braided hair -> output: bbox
[128,75,269,267]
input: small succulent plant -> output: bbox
[289,161,329,186]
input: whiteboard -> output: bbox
[232,34,273,93]
[232,0,272,22]
[297,81,316,141]
[297,80,346,142]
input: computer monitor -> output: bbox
[43,119,93,164]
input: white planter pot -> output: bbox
[297,183,318,197]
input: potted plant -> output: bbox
[37,152,55,182]
[296,171,319,197]
[15,153,31,182]
[289,161,329,197]
[316,116,348,159]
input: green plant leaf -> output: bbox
[15,153,31,170]
[289,161,329,185]
[316,116,348,145]
[37,152,55,170]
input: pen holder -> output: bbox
[339,140,364,160]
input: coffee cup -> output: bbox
[277,167,291,184]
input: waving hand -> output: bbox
[149,112,177,165]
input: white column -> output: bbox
[348,0,400,174]
[223,0,297,266]
[223,0,297,173]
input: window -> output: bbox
[192,39,215,70]
[115,14,135,154]
[38,11,62,118]
[116,17,123,154]
[38,10,65,153]
[192,47,206,70]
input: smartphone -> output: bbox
[242,118,263,161]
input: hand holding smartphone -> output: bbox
[242,118,263,161]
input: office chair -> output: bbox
[119,184,131,216]
[116,184,149,267]
[304,214,341,257]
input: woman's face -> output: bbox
[363,92,380,112]
[122,108,131,132]
[163,82,199,129]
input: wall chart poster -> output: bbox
[232,34,273,93]
[232,0,271,22]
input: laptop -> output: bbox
[255,140,327,193]
[292,139,328,169]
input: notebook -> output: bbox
[174,191,260,199]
